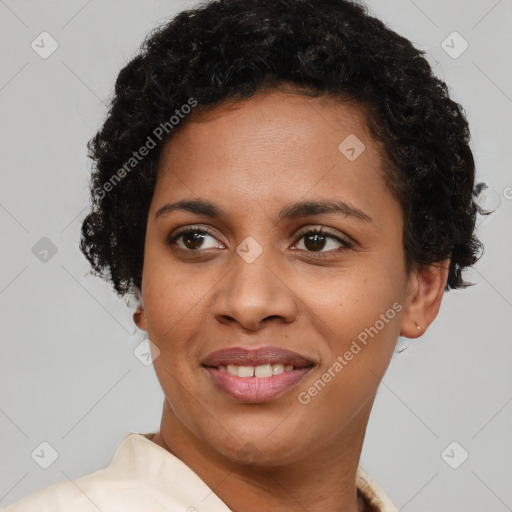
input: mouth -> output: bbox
[202,346,316,403]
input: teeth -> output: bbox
[237,366,254,378]
[272,363,284,375]
[226,364,239,376]
[255,364,273,377]
[218,363,297,378]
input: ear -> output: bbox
[400,259,450,338]
[133,290,147,331]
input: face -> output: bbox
[136,89,435,466]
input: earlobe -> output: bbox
[400,259,450,339]
[133,304,147,331]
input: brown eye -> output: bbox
[168,227,223,251]
[303,232,328,251]
[295,228,352,254]
[182,232,208,250]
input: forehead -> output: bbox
[152,89,399,227]
[163,89,377,151]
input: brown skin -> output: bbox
[133,89,449,512]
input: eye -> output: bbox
[167,225,353,255]
[167,226,224,251]
[293,227,352,254]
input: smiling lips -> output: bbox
[202,346,315,403]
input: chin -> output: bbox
[203,421,314,467]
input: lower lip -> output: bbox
[204,367,313,403]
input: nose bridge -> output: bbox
[233,241,277,295]
[212,236,297,328]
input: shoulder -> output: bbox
[1,468,169,512]
[1,433,167,512]
[1,469,105,512]
[1,432,226,512]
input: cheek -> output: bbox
[300,261,404,336]
[296,262,404,405]
[142,252,219,337]
[296,295,401,435]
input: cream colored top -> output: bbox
[2,432,398,511]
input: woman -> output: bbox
[3,0,481,510]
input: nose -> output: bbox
[211,249,298,331]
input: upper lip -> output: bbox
[202,346,315,368]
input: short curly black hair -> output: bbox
[80,0,483,299]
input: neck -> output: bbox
[151,398,374,512]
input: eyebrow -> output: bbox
[154,199,372,223]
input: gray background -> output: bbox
[0,0,511,510]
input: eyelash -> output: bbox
[167,225,353,255]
